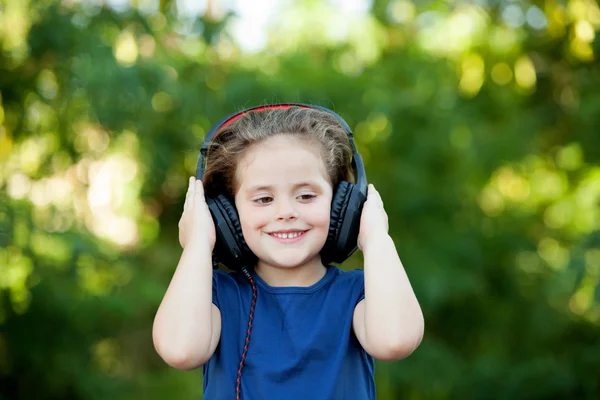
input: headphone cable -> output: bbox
[236,266,257,400]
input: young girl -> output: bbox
[153,105,424,400]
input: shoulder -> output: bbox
[328,266,364,285]
[212,269,231,288]
[326,266,365,302]
[212,268,237,282]
[212,269,248,284]
[211,269,249,303]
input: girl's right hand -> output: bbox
[178,177,216,250]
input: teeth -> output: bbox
[271,231,303,239]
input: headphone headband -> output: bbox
[196,103,367,195]
[196,103,369,270]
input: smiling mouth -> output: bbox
[268,230,308,239]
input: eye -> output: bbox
[297,194,316,201]
[254,196,273,204]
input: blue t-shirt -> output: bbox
[203,266,375,400]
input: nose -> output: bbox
[275,197,297,221]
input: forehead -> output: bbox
[235,135,329,190]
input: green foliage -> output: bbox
[1,0,600,398]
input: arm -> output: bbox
[152,178,221,370]
[352,184,424,361]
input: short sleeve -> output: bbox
[212,271,220,308]
[358,288,365,304]
[351,268,366,305]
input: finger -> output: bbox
[368,184,377,198]
[184,177,194,211]
[188,178,197,207]
[367,184,379,202]
[194,179,204,194]
[194,179,205,198]
[364,190,376,209]
[194,179,207,208]
[369,184,384,207]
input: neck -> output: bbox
[254,257,327,287]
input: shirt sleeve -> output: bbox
[212,270,220,309]
[355,269,366,305]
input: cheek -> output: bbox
[305,200,331,228]
[238,204,270,231]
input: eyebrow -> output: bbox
[246,181,321,193]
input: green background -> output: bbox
[1,0,600,398]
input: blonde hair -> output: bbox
[203,106,354,198]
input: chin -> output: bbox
[267,255,313,269]
[258,249,323,270]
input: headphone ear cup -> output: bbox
[322,182,367,264]
[323,181,352,263]
[207,195,255,270]
[337,186,367,261]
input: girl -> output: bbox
[153,105,424,400]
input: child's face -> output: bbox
[234,135,333,271]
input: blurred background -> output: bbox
[1,0,600,398]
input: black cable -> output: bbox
[235,266,256,400]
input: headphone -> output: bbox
[196,103,368,270]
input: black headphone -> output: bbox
[196,103,368,270]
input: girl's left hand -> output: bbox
[357,184,389,252]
